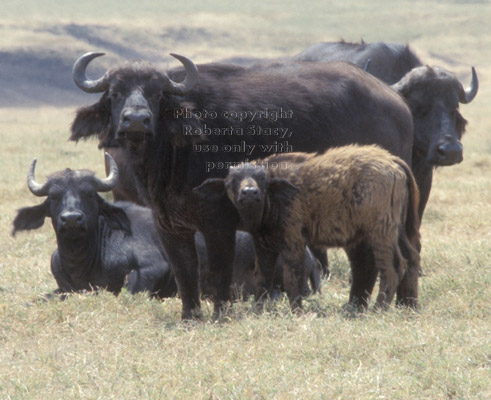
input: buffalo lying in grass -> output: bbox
[12,153,177,298]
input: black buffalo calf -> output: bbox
[195,231,321,300]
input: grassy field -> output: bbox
[1,1,490,399]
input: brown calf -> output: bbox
[195,145,421,310]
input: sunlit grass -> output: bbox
[0,1,490,398]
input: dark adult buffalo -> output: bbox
[294,41,422,84]
[69,52,413,319]
[12,153,177,298]
[294,40,478,217]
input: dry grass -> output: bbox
[0,1,490,399]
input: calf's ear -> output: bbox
[70,98,111,144]
[12,201,50,236]
[268,178,300,204]
[98,197,132,236]
[193,178,226,200]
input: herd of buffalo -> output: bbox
[12,40,478,319]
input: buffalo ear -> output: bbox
[267,178,299,206]
[12,200,50,236]
[70,97,111,145]
[98,197,132,235]
[193,178,226,201]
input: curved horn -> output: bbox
[163,53,199,96]
[72,52,109,93]
[363,58,371,72]
[93,153,119,192]
[460,66,478,104]
[27,159,49,197]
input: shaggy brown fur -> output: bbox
[195,145,421,310]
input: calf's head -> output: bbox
[70,52,201,149]
[194,163,299,231]
[12,153,131,242]
[392,66,478,166]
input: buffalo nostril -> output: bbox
[121,110,151,131]
[437,145,446,156]
[60,212,84,226]
[434,141,463,165]
[242,187,258,196]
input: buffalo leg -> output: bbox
[345,242,378,309]
[253,240,280,303]
[411,157,433,223]
[125,263,177,299]
[396,233,420,308]
[201,228,236,318]
[310,245,330,278]
[372,241,400,309]
[160,230,201,320]
[280,253,309,310]
[308,257,322,294]
[278,234,309,309]
[51,252,78,293]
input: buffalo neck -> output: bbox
[55,218,106,281]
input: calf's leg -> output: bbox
[278,239,310,310]
[372,240,400,309]
[253,240,280,303]
[345,242,378,308]
[310,245,330,278]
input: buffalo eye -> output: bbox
[109,90,121,102]
[82,190,96,200]
[48,188,63,201]
[152,92,163,102]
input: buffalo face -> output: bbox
[392,66,478,166]
[12,154,130,241]
[194,163,298,232]
[70,52,199,148]
[225,164,268,231]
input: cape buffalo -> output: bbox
[294,40,478,217]
[195,145,421,310]
[69,52,414,319]
[294,41,422,84]
[12,153,177,298]
[195,231,321,300]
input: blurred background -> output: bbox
[1,0,488,107]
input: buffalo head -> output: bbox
[12,153,130,241]
[70,52,201,148]
[392,66,478,166]
[194,163,298,232]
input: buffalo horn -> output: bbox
[72,52,109,93]
[27,159,49,197]
[163,54,199,95]
[460,67,478,104]
[93,153,119,192]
